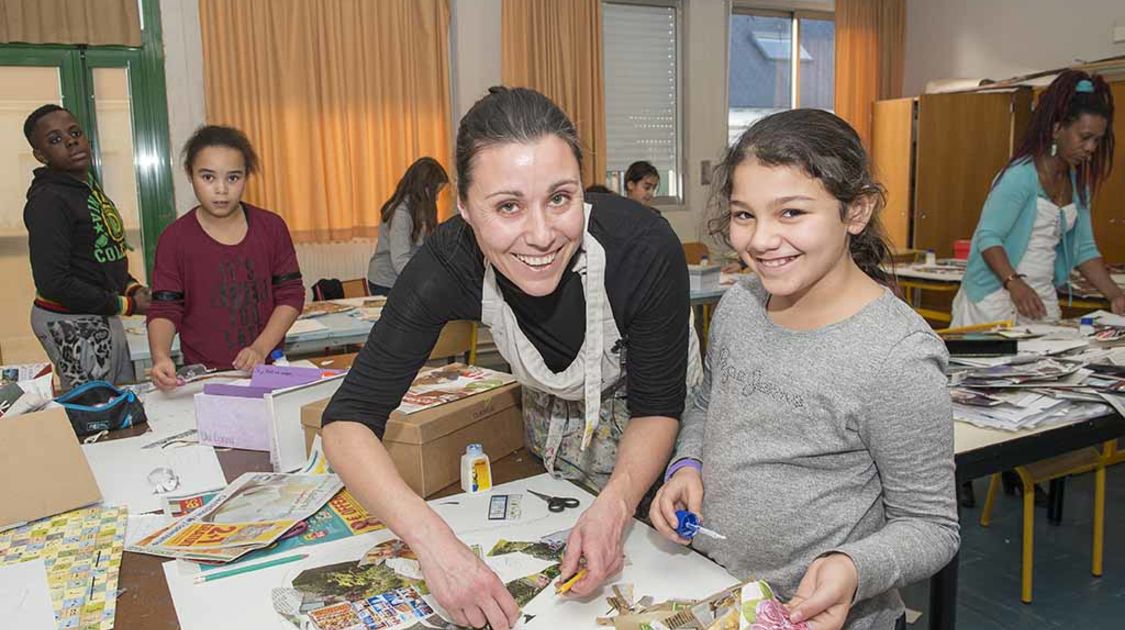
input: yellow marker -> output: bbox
[555,568,588,595]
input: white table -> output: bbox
[161,473,740,630]
[125,302,377,374]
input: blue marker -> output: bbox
[675,510,726,540]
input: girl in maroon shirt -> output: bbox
[147,126,304,388]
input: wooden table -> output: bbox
[113,437,545,630]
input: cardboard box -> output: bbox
[301,382,524,497]
[0,407,101,528]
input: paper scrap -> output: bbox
[0,559,56,630]
[81,438,227,514]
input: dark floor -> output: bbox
[901,466,1125,629]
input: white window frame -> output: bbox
[603,0,684,205]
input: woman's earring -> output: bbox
[1050,142,1058,157]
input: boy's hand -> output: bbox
[232,346,266,372]
[133,288,152,315]
[649,466,704,545]
[150,357,179,391]
[786,554,859,630]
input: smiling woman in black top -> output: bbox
[321,87,697,630]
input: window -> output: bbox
[603,1,681,201]
[728,8,834,144]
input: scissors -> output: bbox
[527,489,580,513]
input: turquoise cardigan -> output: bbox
[962,158,1101,302]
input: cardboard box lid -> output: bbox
[0,407,102,529]
[302,382,521,445]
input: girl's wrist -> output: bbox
[1001,272,1026,290]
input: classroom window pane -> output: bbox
[603,1,680,200]
[92,67,146,284]
[0,66,64,345]
[798,16,835,111]
[728,11,835,145]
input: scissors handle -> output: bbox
[548,497,580,512]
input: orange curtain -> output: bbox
[501,0,606,187]
[834,0,905,149]
[199,0,452,242]
[0,0,140,46]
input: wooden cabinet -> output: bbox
[871,98,915,251]
[912,89,1033,257]
[1090,80,1125,264]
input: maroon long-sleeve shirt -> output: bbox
[147,204,305,368]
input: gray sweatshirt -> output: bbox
[676,277,959,630]
[368,203,422,290]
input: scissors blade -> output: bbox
[527,489,554,503]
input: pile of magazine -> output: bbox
[948,315,1125,431]
[127,472,342,563]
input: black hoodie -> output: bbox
[23,168,140,316]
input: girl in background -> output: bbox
[147,126,304,387]
[953,70,1120,325]
[623,160,660,210]
[651,109,959,630]
[367,157,449,295]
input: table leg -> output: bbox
[928,551,959,630]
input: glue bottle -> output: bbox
[1079,317,1095,337]
[269,349,290,366]
[460,443,492,494]
[674,510,726,541]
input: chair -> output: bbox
[979,441,1113,603]
[341,278,369,299]
[429,320,478,364]
[681,241,711,265]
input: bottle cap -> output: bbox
[674,510,700,539]
[466,443,483,456]
[1080,317,1095,325]
[269,349,285,361]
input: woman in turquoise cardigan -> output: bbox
[953,71,1123,325]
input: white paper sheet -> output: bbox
[285,319,328,337]
[0,559,57,630]
[81,438,227,514]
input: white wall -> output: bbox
[160,0,207,215]
[904,0,1125,96]
[450,0,502,124]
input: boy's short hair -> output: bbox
[23,104,69,147]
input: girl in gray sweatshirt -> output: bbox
[651,109,959,630]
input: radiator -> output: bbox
[294,240,376,297]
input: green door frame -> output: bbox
[0,0,175,276]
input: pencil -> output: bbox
[555,568,588,595]
[192,553,308,584]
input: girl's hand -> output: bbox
[1007,278,1047,320]
[557,491,629,596]
[786,554,859,630]
[150,357,179,391]
[232,346,266,371]
[649,466,704,545]
[415,530,520,629]
[1110,293,1125,316]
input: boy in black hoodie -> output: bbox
[23,104,151,389]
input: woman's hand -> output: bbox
[415,530,520,629]
[786,554,859,630]
[1007,278,1047,320]
[557,491,630,596]
[649,467,704,545]
[1110,293,1125,316]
